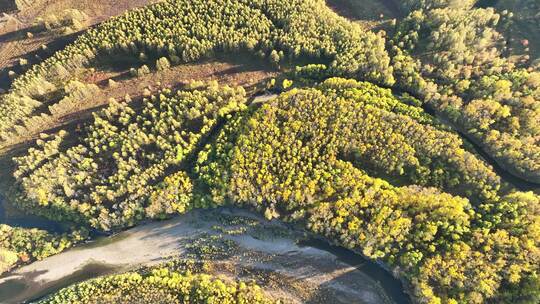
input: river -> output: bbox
[0,195,67,233]
[0,207,410,304]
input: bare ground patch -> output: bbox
[325,0,402,29]
[0,208,401,304]
[0,58,277,154]
[0,0,159,90]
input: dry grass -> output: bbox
[0,58,277,154]
[0,0,158,90]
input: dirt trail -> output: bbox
[0,208,405,304]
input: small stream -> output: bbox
[299,239,411,304]
[256,90,539,191]
[453,128,540,192]
[382,83,540,192]
[418,104,540,191]
[0,195,67,233]
[321,0,539,191]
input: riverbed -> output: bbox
[0,207,410,304]
[0,93,409,304]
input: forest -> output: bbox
[0,0,538,303]
[196,80,539,303]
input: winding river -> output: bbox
[0,1,537,303]
[0,208,410,304]
[0,94,412,304]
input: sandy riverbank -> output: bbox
[0,208,404,304]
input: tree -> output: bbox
[156,57,171,71]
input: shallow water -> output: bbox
[0,263,119,303]
[0,208,411,304]
[0,195,67,233]
[299,239,411,304]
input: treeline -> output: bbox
[3,0,540,302]
[307,174,540,304]
[391,1,540,182]
[3,0,537,183]
[0,0,393,146]
[0,224,87,274]
[195,82,540,303]
[13,82,245,230]
[39,267,275,304]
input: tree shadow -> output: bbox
[0,2,17,14]
[1,262,119,303]
[0,30,82,90]
[0,268,48,304]
[0,25,43,43]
